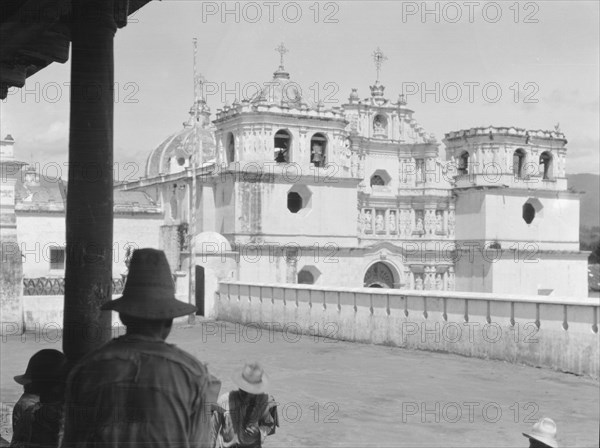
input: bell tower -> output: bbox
[444,126,586,296]
[444,126,568,190]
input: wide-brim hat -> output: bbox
[14,349,66,385]
[232,362,270,394]
[523,418,558,448]
[101,248,197,319]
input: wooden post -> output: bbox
[63,0,117,361]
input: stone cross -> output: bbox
[275,42,288,68]
[372,47,387,81]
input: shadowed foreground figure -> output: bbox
[61,248,221,447]
[210,363,278,448]
[523,418,559,448]
[10,349,67,448]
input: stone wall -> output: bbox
[216,281,600,378]
[2,295,189,338]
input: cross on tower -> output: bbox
[372,47,387,82]
[275,42,288,69]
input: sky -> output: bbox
[1,0,599,181]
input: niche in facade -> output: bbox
[522,198,543,224]
[287,184,312,215]
[310,133,327,167]
[274,129,291,163]
[373,114,388,137]
[370,169,391,187]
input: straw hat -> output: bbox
[14,349,66,385]
[101,248,196,319]
[523,417,558,448]
[232,362,270,394]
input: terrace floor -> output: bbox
[1,320,598,447]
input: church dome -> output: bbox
[145,102,216,178]
[194,231,232,253]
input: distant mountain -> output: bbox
[568,173,600,229]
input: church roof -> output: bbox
[145,102,216,178]
[14,166,160,214]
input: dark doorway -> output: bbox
[363,262,396,289]
[195,265,205,316]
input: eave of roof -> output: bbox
[0,0,153,99]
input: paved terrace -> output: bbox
[1,321,598,447]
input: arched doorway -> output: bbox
[364,262,397,288]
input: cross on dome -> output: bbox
[275,42,288,70]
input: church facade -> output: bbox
[119,49,588,316]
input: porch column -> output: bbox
[63,0,117,361]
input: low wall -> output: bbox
[9,295,190,337]
[216,281,600,378]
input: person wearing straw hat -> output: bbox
[62,248,221,447]
[11,349,66,446]
[523,417,559,448]
[210,362,278,448]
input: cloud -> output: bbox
[35,120,68,144]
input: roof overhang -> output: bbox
[0,0,154,99]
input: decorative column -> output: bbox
[446,267,455,291]
[425,157,436,184]
[448,207,456,238]
[63,0,117,361]
[443,209,449,236]
[403,266,413,289]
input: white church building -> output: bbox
[117,48,588,316]
[1,48,587,321]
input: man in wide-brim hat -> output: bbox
[210,362,279,448]
[62,248,221,447]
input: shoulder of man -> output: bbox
[68,337,210,385]
[159,341,210,376]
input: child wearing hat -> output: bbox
[12,350,66,433]
[11,349,67,446]
[523,417,559,448]
[210,362,279,448]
